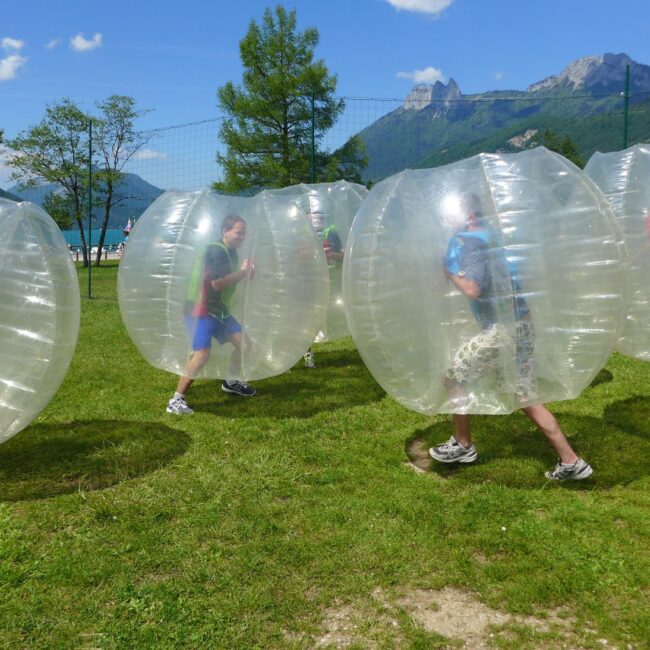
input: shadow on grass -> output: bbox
[0,420,190,502]
[405,412,649,490]
[588,368,613,389]
[189,347,385,419]
[603,395,650,438]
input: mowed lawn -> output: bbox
[0,262,648,649]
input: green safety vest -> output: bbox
[187,241,237,318]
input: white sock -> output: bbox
[173,392,185,401]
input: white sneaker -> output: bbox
[303,351,316,368]
[545,458,593,481]
[428,436,478,464]
[166,397,194,414]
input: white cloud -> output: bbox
[386,0,454,15]
[46,38,62,50]
[2,37,25,51]
[70,32,103,52]
[0,54,28,81]
[397,66,446,84]
[132,149,167,161]
[495,71,505,81]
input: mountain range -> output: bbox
[358,53,650,181]
[7,172,163,229]
[4,53,649,206]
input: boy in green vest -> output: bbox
[167,215,256,414]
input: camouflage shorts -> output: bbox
[445,319,537,401]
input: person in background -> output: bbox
[167,215,256,415]
[429,193,593,481]
[302,210,344,369]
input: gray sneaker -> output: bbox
[166,397,194,415]
[303,351,316,369]
[428,436,478,464]
[545,458,593,481]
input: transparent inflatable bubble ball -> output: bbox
[263,180,368,341]
[118,189,329,380]
[0,199,80,443]
[586,144,650,361]
[344,147,628,415]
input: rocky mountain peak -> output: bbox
[527,53,650,94]
[403,78,462,110]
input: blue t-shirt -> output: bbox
[444,229,528,327]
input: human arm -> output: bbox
[445,268,481,299]
[210,258,255,290]
[324,246,344,263]
[443,235,485,299]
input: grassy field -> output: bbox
[0,262,648,649]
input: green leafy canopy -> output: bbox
[214,5,365,192]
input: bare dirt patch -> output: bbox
[404,437,435,474]
[310,585,614,649]
[394,587,575,649]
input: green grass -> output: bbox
[0,262,648,649]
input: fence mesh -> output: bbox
[121,91,648,197]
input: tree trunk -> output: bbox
[75,216,89,267]
[94,185,113,266]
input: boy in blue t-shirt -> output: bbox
[429,193,592,481]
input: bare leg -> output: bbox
[445,378,473,448]
[228,331,244,380]
[175,348,211,395]
[521,404,579,464]
[453,414,473,448]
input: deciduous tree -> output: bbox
[92,95,149,265]
[7,99,93,265]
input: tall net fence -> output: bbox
[115,90,649,227]
[122,97,405,194]
[124,118,225,192]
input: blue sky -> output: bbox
[2,0,649,188]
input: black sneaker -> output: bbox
[428,436,478,464]
[545,458,593,481]
[222,380,256,397]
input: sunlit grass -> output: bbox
[0,262,648,648]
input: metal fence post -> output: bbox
[87,120,92,299]
[622,64,630,149]
[310,94,315,183]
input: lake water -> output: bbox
[64,228,126,249]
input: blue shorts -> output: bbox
[184,314,241,350]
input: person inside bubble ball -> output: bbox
[302,210,344,369]
[428,192,593,481]
[312,211,344,264]
[166,214,257,415]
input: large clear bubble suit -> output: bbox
[118,189,329,380]
[585,144,650,360]
[264,181,368,340]
[0,199,80,443]
[343,148,628,415]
